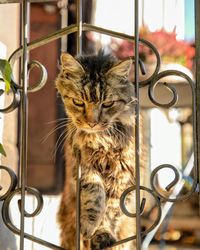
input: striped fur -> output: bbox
[56,52,144,250]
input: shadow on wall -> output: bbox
[0,202,17,250]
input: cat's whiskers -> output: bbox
[52,128,67,160]
[106,127,112,139]
[42,118,74,162]
[52,123,76,161]
[107,127,118,147]
[106,124,115,139]
[41,121,69,143]
[42,117,72,142]
[45,117,71,125]
[60,126,77,153]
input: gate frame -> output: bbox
[0,0,199,249]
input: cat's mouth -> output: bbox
[81,126,107,133]
[82,128,104,133]
[75,122,109,133]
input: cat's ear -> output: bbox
[60,53,85,75]
[106,59,132,78]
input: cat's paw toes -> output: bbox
[91,230,116,250]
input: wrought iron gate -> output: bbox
[0,0,200,249]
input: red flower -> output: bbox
[111,27,195,70]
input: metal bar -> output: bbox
[195,0,200,212]
[60,0,68,52]
[76,1,82,249]
[134,0,141,249]
[9,24,78,65]
[76,0,82,54]
[19,0,29,249]
[9,23,160,79]
[9,23,138,63]
[76,152,81,250]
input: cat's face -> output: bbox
[55,53,136,133]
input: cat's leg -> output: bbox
[90,199,137,250]
[90,198,120,249]
[58,192,91,250]
[57,192,77,250]
[80,173,106,239]
[91,228,116,250]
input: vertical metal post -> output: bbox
[76,152,81,250]
[195,0,200,211]
[76,1,82,249]
[134,0,141,249]
[75,155,81,250]
[76,0,82,54]
[19,1,29,249]
[60,0,69,52]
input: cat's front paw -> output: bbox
[91,230,116,250]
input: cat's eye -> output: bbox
[102,101,114,108]
[72,98,84,107]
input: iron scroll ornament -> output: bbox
[0,166,66,250]
[0,60,47,113]
[8,23,161,88]
[0,84,20,113]
[150,164,197,202]
[148,69,198,202]
[11,60,48,93]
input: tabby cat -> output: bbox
[56,51,145,250]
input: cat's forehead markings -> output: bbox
[83,82,101,103]
[96,84,101,101]
[83,84,90,101]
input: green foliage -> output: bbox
[0,142,6,157]
[0,59,12,93]
[0,59,13,157]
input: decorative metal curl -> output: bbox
[120,186,146,218]
[148,70,194,108]
[8,23,160,87]
[107,186,162,248]
[1,185,65,249]
[0,60,47,113]
[0,84,20,113]
[150,163,197,202]
[0,165,18,201]
[148,69,198,202]
[138,37,161,87]
[0,166,64,249]
[12,60,47,93]
[3,187,43,219]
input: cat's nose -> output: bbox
[88,122,97,128]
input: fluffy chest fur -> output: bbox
[72,130,135,198]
